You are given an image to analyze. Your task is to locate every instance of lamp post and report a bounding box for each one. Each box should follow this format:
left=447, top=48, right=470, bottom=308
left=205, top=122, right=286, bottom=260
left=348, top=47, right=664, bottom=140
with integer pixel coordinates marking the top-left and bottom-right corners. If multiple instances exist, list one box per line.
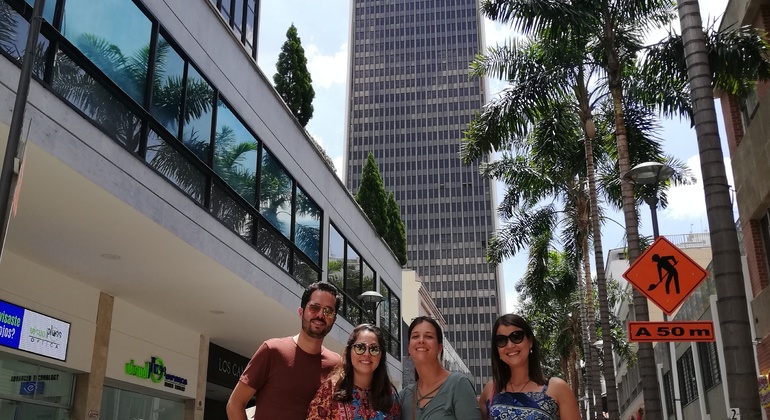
left=358, top=291, right=385, bottom=324
left=623, top=161, right=682, bottom=420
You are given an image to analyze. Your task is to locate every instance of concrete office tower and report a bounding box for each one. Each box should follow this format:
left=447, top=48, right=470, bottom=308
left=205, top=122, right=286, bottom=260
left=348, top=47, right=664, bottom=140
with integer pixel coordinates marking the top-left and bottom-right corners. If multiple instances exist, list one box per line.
left=344, top=0, right=502, bottom=392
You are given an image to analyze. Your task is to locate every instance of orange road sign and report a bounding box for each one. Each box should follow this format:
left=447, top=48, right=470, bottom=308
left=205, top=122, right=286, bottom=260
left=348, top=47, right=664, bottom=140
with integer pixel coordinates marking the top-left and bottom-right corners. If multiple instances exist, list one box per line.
left=628, top=321, right=715, bottom=342
left=622, top=236, right=709, bottom=315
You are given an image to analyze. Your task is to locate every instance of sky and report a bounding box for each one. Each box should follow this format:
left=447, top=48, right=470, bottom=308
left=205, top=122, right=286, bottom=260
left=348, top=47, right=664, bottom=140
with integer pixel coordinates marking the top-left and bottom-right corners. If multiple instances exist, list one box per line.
left=256, top=0, right=733, bottom=313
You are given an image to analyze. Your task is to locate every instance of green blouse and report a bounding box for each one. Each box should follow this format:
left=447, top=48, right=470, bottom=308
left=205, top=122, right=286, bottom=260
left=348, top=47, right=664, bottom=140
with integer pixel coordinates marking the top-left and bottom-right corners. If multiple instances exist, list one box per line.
left=400, top=372, right=481, bottom=420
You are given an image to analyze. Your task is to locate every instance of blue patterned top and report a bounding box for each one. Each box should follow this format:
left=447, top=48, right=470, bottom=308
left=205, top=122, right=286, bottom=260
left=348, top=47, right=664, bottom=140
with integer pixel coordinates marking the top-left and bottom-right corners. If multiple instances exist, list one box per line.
left=486, top=380, right=559, bottom=420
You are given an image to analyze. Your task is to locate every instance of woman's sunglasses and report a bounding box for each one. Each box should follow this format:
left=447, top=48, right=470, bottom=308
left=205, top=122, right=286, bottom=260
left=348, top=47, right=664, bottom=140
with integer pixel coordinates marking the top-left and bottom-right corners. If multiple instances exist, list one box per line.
left=495, top=331, right=527, bottom=348
left=352, top=342, right=382, bottom=356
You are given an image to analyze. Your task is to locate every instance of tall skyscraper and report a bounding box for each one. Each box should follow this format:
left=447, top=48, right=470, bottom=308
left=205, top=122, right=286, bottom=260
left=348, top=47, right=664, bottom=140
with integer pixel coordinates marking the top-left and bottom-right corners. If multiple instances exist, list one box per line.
left=344, top=0, right=502, bottom=392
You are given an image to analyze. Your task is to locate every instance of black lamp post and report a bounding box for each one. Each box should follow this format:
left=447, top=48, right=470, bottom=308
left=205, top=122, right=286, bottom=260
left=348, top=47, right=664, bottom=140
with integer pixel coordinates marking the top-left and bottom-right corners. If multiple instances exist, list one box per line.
left=358, top=291, right=385, bottom=324
left=623, top=161, right=682, bottom=420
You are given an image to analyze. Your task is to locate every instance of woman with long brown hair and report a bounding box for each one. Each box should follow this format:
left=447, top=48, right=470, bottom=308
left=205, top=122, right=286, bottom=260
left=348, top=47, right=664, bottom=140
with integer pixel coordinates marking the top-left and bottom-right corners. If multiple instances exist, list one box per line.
left=307, top=324, right=401, bottom=419
left=479, top=314, right=579, bottom=419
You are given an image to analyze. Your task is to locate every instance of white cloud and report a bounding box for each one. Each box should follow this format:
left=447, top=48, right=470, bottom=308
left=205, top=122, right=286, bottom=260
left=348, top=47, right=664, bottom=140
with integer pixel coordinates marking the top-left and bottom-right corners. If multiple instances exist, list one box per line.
left=645, top=0, right=729, bottom=45
left=663, top=155, right=734, bottom=220
left=332, top=155, right=344, bottom=180
left=483, top=18, right=513, bottom=48
left=305, top=43, right=348, bottom=89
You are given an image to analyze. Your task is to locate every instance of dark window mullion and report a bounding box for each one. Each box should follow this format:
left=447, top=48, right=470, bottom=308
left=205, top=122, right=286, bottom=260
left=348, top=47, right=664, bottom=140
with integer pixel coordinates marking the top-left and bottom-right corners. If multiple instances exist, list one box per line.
left=251, top=0, right=259, bottom=58
left=240, top=0, right=248, bottom=44
left=205, top=90, right=219, bottom=209
left=177, top=60, right=189, bottom=140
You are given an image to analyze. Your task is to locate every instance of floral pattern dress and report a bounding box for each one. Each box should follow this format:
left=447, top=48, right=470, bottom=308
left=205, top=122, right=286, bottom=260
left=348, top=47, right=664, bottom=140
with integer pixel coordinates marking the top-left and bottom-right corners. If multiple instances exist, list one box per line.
left=485, top=381, right=559, bottom=420
left=308, top=379, right=402, bottom=420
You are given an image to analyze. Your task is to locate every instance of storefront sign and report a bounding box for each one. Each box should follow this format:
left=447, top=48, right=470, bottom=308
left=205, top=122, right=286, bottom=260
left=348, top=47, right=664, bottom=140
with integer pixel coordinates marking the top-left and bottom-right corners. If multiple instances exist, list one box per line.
left=125, top=356, right=188, bottom=392
left=0, top=299, right=70, bottom=361
left=207, top=343, right=250, bottom=389
left=759, top=374, right=770, bottom=409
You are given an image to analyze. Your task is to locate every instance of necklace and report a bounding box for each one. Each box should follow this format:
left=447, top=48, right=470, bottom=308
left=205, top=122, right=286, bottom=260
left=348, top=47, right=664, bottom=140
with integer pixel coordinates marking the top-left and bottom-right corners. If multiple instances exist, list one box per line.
left=509, top=379, right=530, bottom=393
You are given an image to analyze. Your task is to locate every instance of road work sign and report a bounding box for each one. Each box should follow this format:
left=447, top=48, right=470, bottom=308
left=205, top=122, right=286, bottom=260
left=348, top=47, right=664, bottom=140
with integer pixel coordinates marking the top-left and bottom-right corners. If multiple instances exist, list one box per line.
left=628, top=321, right=715, bottom=342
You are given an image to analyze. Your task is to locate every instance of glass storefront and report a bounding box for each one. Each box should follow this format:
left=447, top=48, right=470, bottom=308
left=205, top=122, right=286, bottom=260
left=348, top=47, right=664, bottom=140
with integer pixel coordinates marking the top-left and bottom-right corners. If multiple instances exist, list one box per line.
left=0, top=355, right=74, bottom=419
left=100, top=387, right=185, bottom=420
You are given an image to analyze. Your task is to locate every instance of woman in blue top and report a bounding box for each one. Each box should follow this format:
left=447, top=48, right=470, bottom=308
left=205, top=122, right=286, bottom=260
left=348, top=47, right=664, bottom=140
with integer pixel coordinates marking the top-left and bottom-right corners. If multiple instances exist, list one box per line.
left=479, top=314, right=579, bottom=420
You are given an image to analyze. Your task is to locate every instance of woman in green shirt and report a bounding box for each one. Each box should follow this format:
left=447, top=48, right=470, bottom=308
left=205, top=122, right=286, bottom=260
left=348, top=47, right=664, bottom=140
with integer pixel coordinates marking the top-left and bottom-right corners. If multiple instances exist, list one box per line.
left=400, top=316, right=481, bottom=420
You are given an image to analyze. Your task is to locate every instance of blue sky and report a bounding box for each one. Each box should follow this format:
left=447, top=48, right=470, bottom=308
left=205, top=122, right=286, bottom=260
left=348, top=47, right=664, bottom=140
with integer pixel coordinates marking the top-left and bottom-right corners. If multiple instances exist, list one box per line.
left=256, top=1, right=733, bottom=313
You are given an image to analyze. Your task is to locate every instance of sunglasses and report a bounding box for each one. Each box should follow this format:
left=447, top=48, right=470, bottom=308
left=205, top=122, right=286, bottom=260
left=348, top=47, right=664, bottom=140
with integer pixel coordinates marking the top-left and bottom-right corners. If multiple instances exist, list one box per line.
left=305, top=303, right=336, bottom=319
left=495, top=331, right=527, bottom=348
left=352, top=342, right=382, bottom=356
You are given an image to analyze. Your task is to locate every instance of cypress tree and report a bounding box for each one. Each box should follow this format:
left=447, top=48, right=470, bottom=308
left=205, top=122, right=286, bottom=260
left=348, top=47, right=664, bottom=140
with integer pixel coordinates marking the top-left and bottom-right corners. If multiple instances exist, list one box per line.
left=273, top=24, right=314, bottom=127
left=355, top=152, right=389, bottom=237
left=385, top=191, right=408, bottom=266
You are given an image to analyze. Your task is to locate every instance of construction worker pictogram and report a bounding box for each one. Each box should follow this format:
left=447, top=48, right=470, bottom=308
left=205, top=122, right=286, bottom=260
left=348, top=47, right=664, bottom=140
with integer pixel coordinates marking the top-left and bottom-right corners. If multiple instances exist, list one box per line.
left=650, top=254, right=678, bottom=294
left=622, top=236, right=709, bottom=316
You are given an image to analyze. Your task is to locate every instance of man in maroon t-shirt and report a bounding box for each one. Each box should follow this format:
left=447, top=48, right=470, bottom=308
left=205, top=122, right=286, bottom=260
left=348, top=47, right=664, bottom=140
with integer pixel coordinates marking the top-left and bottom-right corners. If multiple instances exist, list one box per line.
left=226, top=282, right=343, bottom=419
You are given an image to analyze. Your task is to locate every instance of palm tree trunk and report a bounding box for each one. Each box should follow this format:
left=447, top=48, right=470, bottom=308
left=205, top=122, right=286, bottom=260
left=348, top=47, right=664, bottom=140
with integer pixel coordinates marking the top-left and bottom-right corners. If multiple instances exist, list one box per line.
left=676, top=1, right=762, bottom=418
left=600, top=1, right=656, bottom=417
left=581, top=236, right=601, bottom=420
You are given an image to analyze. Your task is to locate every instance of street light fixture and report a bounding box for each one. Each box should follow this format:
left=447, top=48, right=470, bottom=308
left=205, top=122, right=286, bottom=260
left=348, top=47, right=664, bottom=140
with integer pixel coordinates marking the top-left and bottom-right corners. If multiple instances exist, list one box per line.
left=623, top=161, right=682, bottom=420
left=358, top=291, right=385, bottom=324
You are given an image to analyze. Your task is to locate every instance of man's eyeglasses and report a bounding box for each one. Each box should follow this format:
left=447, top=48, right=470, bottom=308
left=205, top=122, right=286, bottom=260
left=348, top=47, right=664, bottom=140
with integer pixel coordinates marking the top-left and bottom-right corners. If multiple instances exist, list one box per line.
left=495, top=331, right=527, bottom=348
left=352, top=342, right=382, bottom=356
left=305, top=303, right=336, bottom=318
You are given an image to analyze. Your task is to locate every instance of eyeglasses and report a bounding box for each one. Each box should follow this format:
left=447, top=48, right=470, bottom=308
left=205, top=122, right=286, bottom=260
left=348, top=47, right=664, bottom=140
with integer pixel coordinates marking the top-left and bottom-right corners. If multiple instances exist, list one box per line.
left=495, top=331, right=527, bottom=348
left=305, top=303, right=336, bottom=318
left=352, top=342, right=382, bottom=356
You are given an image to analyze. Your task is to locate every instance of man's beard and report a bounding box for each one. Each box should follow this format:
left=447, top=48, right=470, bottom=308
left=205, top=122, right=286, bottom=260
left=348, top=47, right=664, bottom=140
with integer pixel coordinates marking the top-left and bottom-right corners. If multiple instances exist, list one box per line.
left=302, top=315, right=332, bottom=339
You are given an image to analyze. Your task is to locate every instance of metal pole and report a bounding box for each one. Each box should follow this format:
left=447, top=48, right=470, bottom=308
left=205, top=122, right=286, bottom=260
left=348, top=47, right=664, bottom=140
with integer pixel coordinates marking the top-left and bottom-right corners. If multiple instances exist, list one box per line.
left=646, top=191, right=683, bottom=420
left=0, top=0, right=45, bottom=264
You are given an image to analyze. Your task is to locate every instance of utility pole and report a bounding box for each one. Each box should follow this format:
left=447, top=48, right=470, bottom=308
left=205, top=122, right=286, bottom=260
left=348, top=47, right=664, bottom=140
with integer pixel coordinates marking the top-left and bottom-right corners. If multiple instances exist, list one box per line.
left=0, top=0, right=45, bottom=263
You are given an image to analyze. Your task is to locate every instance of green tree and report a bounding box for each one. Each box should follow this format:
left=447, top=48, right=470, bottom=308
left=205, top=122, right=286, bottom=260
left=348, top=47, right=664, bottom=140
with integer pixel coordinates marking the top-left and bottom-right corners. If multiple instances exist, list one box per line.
left=471, top=1, right=769, bottom=415
left=385, top=191, right=407, bottom=266
left=356, top=152, right=389, bottom=237
left=273, top=24, right=314, bottom=127
left=670, top=2, right=767, bottom=417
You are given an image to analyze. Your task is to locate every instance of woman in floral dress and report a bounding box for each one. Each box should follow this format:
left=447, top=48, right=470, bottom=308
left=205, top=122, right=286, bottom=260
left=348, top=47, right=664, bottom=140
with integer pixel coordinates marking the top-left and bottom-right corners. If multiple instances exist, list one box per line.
left=308, top=324, right=401, bottom=420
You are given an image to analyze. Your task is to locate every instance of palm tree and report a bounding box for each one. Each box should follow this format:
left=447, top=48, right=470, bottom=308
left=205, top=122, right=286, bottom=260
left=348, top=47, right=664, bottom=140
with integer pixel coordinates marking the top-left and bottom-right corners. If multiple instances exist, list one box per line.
left=670, top=2, right=766, bottom=417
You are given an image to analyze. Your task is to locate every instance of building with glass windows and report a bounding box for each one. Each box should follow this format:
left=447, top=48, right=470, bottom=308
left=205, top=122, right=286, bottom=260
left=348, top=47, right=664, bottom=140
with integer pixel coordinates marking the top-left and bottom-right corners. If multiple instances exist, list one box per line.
left=0, top=0, right=401, bottom=419
left=344, top=0, right=502, bottom=392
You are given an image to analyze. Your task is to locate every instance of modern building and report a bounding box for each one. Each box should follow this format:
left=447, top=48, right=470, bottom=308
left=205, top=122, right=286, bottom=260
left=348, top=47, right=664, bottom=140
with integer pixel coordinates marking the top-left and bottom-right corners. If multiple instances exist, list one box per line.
left=0, top=0, right=402, bottom=419
left=718, top=0, right=770, bottom=416
left=344, top=0, right=502, bottom=392
left=400, top=270, right=473, bottom=388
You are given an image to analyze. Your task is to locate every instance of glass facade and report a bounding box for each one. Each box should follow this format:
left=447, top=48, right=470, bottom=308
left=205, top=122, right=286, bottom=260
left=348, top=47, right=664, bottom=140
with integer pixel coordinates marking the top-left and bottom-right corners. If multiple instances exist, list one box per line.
left=101, top=387, right=184, bottom=420
left=0, top=0, right=321, bottom=285
left=0, top=355, right=73, bottom=419
left=208, top=0, right=259, bottom=59
left=346, top=0, right=499, bottom=391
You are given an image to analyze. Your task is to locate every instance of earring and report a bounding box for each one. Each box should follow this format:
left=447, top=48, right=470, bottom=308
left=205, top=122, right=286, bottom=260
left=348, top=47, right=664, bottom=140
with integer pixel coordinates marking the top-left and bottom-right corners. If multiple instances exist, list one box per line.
left=529, top=349, right=533, bottom=354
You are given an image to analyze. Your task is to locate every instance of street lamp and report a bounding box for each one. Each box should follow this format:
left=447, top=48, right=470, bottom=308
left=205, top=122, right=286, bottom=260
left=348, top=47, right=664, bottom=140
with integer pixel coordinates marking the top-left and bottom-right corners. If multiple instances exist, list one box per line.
left=623, top=161, right=682, bottom=420
left=358, top=291, right=385, bottom=324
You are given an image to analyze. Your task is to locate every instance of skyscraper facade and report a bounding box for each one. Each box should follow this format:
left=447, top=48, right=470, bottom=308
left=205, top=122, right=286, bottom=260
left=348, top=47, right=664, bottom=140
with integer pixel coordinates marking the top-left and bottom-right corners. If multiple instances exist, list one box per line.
left=344, top=0, right=502, bottom=392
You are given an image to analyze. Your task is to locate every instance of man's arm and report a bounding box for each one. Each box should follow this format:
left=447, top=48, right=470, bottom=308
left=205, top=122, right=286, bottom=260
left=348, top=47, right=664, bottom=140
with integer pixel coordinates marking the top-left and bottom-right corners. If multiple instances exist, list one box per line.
left=226, top=381, right=256, bottom=420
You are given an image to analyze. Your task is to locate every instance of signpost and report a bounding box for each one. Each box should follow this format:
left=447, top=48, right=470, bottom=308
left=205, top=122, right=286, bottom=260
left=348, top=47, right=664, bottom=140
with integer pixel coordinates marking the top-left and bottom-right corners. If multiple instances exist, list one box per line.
left=622, top=236, right=709, bottom=316
left=622, top=236, right=714, bottom=343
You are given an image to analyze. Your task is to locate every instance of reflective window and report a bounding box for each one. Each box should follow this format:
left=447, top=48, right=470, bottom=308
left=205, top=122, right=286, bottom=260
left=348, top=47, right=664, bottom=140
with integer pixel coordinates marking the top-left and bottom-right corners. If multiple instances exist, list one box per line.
left=151, top=34, right=185, bottom=137
left=245, top=0, right=256, bottom=48
left=23, top=0, right=56, bottom=23
left=379, top=283, right=401, bottom=359
left=295, top=187, right=320, bottom=264
left=214, top=99, right=257, bottom=203
left=0, top=2, right=49, bottom=77
left=212, top=183, right=253, bottom=241
left=145, top=130, right=205, bottom=204
left=181, top=64, right=214, bottom=163
left=0, top=355, right=74, bottom=410
left=52, top=49, right=142, bottom=152
left=259, top=149, right=292, bottom=238
left=293, top=254, right=318, bottom=287
left=233, top=0, right=243, bottom=33
left=61, top=0, right=152, bottom=105
left=345, top=245, right=362, bottom=323
left=256, top=224, right=290, bottom=271
left=101, top=387, right=183, bottom=420
left=328, top=224, right=345, bottom=292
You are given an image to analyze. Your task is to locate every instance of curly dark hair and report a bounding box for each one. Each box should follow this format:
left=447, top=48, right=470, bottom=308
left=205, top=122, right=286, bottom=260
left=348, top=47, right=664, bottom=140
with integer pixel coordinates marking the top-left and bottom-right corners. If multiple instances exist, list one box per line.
left=490, top=314, right=547, bottom=393
left=333, top=324, right=394, bottom=412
